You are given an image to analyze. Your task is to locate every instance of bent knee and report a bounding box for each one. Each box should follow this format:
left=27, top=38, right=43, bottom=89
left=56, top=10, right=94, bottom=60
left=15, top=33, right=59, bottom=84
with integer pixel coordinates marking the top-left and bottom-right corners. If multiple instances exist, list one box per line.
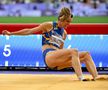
left=84, top=51, right=92, bottom=60
left=66, top=49, right=78, bottom=56
left=85, top=52, right=90, bottom=56
left=71, top=49, right=78, bottom=55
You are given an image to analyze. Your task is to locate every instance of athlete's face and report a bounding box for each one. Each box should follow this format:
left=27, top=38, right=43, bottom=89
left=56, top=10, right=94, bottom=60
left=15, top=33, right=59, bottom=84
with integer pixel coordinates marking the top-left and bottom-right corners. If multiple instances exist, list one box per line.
left=59, top=15, right=72, bottom=28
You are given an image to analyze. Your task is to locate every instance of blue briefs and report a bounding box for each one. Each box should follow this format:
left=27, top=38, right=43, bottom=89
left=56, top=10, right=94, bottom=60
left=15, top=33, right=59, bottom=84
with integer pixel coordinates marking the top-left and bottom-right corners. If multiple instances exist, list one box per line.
left=43, top=48, right=56, bottom=69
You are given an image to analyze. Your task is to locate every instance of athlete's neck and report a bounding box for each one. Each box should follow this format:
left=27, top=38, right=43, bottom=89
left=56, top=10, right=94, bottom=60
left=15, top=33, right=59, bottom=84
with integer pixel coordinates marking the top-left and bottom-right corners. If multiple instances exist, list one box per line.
left=57, top=21, right=62, bottom=28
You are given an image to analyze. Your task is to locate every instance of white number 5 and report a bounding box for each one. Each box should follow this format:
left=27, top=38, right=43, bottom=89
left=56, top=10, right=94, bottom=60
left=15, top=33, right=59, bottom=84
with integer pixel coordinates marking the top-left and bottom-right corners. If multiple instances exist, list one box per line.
left=3, top=45, right=11, bottom=57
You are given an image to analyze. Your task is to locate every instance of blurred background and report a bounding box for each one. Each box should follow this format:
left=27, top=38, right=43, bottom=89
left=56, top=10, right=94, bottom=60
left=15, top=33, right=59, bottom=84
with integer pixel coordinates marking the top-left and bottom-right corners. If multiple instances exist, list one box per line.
left=0, top=0, right=108, bottom=23
left=0, top=0, right=108, bottom=17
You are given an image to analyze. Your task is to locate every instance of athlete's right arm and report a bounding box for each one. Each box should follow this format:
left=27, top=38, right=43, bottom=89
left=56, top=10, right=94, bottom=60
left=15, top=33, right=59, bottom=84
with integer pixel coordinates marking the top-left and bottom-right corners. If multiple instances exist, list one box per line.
left=2, top=22, right=52, bottom=36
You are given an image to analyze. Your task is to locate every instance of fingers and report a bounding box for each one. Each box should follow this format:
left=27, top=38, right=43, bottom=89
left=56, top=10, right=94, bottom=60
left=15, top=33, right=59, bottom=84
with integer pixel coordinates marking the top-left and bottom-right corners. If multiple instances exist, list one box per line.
left=2, top=30, right=10, bottom=36
left=2, top=30, right=6, bottom=35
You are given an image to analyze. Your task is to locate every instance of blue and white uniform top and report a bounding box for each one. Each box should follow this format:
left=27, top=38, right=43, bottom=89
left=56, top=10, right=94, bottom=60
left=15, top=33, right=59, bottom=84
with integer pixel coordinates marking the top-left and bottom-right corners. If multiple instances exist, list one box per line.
left=42, top=22, right=64, bottom=48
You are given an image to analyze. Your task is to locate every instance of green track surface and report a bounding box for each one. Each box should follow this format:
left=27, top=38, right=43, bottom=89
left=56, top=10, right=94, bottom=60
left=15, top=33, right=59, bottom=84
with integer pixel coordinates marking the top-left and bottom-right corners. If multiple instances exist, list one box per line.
left=0, top=16, right=108, bottom=23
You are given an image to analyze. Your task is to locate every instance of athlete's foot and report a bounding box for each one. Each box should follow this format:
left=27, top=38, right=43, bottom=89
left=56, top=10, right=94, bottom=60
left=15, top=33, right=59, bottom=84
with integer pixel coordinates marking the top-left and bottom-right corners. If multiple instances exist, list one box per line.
left=79, top=78, right=91, bottom=81
left=91, top=76, right=108, bottom=81
left=91, top=78, right=96, bottom=81
left=82, top=78, right=91, bottom=81
left=78, top=75, right=91, bottom=81
left=95, top=76, right=108, bottom=81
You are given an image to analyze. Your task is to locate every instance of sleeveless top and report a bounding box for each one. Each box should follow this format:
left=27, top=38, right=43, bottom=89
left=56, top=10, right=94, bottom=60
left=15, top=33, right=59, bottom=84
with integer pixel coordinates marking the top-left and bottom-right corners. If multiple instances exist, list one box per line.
left=42, top=22, right=64, bottom=48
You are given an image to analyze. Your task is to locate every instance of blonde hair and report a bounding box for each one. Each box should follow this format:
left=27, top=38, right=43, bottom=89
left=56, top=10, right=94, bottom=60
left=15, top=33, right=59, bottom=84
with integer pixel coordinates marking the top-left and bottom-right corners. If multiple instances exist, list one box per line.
left=58, top=7, right=73, bottom=21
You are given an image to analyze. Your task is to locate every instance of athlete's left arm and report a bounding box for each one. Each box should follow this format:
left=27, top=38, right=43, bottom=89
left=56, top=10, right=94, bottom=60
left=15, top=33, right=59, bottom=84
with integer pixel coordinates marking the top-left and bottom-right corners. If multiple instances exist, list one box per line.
left=60, top=30, right=67, bottom=49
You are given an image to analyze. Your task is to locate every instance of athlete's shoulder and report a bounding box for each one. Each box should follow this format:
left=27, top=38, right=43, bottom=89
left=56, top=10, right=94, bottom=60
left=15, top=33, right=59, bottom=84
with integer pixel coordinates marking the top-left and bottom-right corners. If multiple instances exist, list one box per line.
left=40, top=22, right=53, bottom=32
left=40, top=22, right=53, bottom=27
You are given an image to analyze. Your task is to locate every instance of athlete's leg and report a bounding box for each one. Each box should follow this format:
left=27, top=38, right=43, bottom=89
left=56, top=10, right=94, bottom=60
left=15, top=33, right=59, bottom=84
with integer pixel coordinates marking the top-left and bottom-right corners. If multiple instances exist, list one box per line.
left=45, top=49, right=84, bottom=80
left=79, top=51, right=98, bottom=79
left=56, top=60, right=72, bottom=70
